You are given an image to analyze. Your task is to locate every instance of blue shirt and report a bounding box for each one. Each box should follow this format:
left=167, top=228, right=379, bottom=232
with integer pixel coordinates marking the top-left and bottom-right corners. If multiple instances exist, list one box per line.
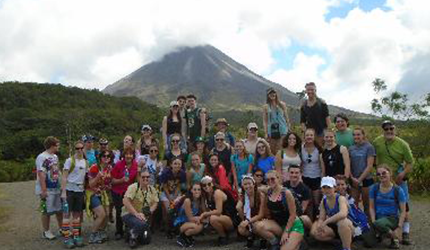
left=369, top=184, right=406, bottom=219
left=231, top=154, right=254, bottom=185
left=254, top=156, right=275, bottom=175
left=86, top=149, right=97, bottom=166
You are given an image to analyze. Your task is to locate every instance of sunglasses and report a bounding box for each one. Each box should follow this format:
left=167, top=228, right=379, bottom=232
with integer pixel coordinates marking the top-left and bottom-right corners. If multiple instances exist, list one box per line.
left=101, top=154, right=110, bottom=158
left=150, top=149, right=158, bottom=153
left=99, top=143, right=108, bottom=146
left=257, top=146, right=266, bottom=149
left=307, top=154, right=312, bottom=163
left=384, top=127, right=395, bottom=131
left=171, top=140, right=180, bottom=143
left=193, top=188, right=201, bottom=191
left=254, top=174, right=263, bottom=177
left=141, top=176, right=150, bottom=179
left=376, top=171, right=388, bottom=177
left=215, top=138, right=224, bottom=141
left=75, top=147, right=84, bottom=150
left=201, top=183, right=213, bottom=188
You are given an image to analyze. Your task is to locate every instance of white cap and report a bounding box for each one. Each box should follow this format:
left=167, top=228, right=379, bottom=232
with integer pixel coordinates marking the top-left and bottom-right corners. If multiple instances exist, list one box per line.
left=320, top=176, right=336, bottom=188
left=170, top=101, right=179, bottom=107
left=247, top=122, right=258, bottom=130
left=201, top=176, right=213, bottom=184
left=141, top=124, right=152, bottom=131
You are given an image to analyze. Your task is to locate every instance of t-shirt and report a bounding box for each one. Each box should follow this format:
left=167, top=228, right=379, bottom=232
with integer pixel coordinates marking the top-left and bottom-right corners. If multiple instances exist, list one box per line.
left=369, top=184, right=406, bottom=219
left=138, top=154, right=159, bottom=186
left=122, top=183, right=159, bottom=216
left=373, top=136, right=414, bottom=174
left=111, top=160, right=138, bottom=195
left=85, top=149, right=97, bottom=166
left=231, top=154, right=254, bottom=185
left=63, top=157, right=88, bottom=192
left=336, top=129, right=354, bottom=148
left=284, top=181, right=311, bottom=204
left=35, top=151, right=60, bottom=195
left=349, top=142, right=375, bottom=179
left=254, top=156, right=276, bottom=175
left=300, top=98, right=329, bottom=135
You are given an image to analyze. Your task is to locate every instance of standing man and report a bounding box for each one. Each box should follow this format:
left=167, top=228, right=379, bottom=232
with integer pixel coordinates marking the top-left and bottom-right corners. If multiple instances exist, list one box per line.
left=373, top=120, right=413, bottom=245
left=300, top=82, right=331, bottom=147
left=35, top=136, right=63, bottom=240
left=185, top=94, right=206, bottom=150
left=177, top=95, right=188, bottom=142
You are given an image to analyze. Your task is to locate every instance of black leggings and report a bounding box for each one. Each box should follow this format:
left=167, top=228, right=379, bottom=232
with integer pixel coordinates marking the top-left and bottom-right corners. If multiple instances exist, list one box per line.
left=112, top=191, right=124, bottom=235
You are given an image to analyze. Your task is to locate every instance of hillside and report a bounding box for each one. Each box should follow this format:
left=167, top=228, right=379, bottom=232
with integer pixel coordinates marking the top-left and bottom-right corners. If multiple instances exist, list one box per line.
left=103, top=45, right=371, bottom=119
left=0, top=82, right=164, bottom=161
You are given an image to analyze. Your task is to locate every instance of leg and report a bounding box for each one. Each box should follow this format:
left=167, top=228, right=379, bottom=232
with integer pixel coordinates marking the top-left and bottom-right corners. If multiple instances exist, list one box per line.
left=281, top=232, right=303, bottom=250
left=181, top=222, right=203, bottom=236
left=111, top=192, right=124, bottom=237
left=361, top=187, right=370, bottom=216
left=310, top=220, right=335, bottom=242
left=41, top=214, right=50, bottom=231
left=254, top=219, right=282, bottom=247
left=209, top=215, right=233, bottom=237
left=92, top=205, right=106, bottom=232
left=337, top=219, right=353, bottom=250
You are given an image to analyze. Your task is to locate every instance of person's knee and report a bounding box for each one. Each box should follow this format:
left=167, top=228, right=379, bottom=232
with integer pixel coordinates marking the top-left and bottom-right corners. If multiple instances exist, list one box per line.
left=209, top=215, right=219, bottom=226
left=336, top=218, right=350, bottom=230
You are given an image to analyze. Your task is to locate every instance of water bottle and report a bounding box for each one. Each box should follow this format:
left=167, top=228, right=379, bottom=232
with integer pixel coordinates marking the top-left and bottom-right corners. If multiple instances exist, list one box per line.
left=40, top=198, right=47, bottom=213
left=63, top=199, right=70, bottom=218
left=52, top=168, right=59, bottom=183
left=125, top=168, right=130, bottom=182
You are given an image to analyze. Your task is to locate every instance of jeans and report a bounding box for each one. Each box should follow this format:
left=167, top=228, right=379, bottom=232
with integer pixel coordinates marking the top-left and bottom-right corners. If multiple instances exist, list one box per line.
left=123, top=213, right=150, bottom=239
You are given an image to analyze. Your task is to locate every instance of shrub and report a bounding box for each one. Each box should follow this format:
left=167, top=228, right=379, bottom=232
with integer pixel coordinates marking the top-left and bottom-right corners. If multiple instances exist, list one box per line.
left=0, top=159, right=35, bottom=182
left=409, top=157, right=430, bottom=193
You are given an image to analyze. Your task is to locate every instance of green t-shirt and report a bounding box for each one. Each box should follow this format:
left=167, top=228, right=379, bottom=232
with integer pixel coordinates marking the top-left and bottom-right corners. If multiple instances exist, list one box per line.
left=335, top=129, right=354, bottom=148
left=373, top=135, right=413, bottom=173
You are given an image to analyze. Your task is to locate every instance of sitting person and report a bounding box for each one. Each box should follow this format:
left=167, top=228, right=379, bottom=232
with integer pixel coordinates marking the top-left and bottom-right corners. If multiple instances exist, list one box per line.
left=122, top=169, right=159, bottom=248
left=310, top=176, right=354, bottom=250
left=199, top=176, right=239, bottom=246
left=175, top=183, right=206, bottom=247
left=236, top=175, right=265, bottom=249
left=254, top=170, right=304, bottom=250
left=369, top=165, right=406, bottom=249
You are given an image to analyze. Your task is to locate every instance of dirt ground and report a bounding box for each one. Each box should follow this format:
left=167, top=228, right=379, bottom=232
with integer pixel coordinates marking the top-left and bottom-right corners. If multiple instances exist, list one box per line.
left=0, top=181, right=428, bottom=250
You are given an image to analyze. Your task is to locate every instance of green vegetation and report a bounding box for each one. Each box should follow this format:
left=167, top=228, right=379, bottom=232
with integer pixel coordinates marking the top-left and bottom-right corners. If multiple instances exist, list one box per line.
left=0, top=82, right=164, bottom=180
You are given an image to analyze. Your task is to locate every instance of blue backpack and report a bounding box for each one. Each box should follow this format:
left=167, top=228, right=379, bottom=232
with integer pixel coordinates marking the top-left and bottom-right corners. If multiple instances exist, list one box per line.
left=348, top=202, right=370, bottom=233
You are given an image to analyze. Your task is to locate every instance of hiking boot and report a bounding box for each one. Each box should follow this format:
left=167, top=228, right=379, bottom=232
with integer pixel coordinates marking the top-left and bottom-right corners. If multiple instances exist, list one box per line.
left=64, top=238, right=75, bottom=249
left=245, top=236, right=254, bottom=249
left=401, top=233, right=412, bottom=245
left=42, top=230, right=56, bottom=240
left=74, top=236, right=84, bottom=247
left=185, top=235, right=194, bottom=247
left=217, top=236, right=228, bottom=246
left=99, top=230, right=108, bottom=242
left=89, top=232, right=103, bottom=244
left=259, top=239, right=268, bottom=250
left=129, top=237, right=138, bottom=249
left=389, top=239, right=400, bottom=249
left=176, top=234, right=188, bottom=248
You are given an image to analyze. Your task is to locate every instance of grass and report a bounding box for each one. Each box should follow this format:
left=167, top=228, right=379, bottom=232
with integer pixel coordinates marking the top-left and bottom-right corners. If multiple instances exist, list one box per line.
left=0, top=188, right=10, bottom=232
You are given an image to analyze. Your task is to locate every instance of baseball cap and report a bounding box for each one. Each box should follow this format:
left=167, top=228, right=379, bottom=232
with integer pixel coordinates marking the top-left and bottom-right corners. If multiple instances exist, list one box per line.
left=170, top=101, right=179, bottom=107
left=247, top=122, right=258, bottom=130
left=82, top=134, right=94, bottom=143
left=215, top=131, right=225, bottom=139
left=381, top=120, right=394, bottom=129
left=99, top=138, right=109, bottom=144
left=194, top=136, right=206, bottom=143
left=201, top=176, right=213, bottom=184
left=215, top=118, right=229, bottom=126
left=141, top=124, right=152, bottom=131
left=321, top=176, right=336, bottom=188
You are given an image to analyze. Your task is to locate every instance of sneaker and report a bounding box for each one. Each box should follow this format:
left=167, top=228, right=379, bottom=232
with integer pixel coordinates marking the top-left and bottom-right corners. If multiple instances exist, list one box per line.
left=245, top=236, right=254, bottom=249
left=401, top=233, right=412, bottom=245
left=259, top=239, right=268, bottom=250
left=389, top=239, right=400, bottom=249
left=176, top=235, right=188, bottom=247
left=99, top=230, right=108, bottom=242
left=42, top=231, right=56, bottom=240
left=115, top=232, right=123, bottom=241
left=89, top=232, right=103, bottom=244
left=64, top=238, right=75, bottom=249
left=185, top=235, right=194, bottom=247
left=129, top=237, right=138, bottom=249
left=217, top=236, right=228, bottom=246
left=74, top=236, right=84, bottom=247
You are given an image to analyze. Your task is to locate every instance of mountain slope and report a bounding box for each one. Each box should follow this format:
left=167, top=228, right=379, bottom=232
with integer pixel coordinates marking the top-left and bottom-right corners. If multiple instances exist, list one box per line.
left=103, top=45, right=370, bottom=118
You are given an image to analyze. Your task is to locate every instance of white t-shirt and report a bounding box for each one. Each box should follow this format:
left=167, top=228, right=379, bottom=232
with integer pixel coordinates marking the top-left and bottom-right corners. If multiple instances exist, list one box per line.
left=35, top=151, right=60, bottom=195
left=281, top=153, right=302, bottom=182
left=64, top=157, right=88, bottom=192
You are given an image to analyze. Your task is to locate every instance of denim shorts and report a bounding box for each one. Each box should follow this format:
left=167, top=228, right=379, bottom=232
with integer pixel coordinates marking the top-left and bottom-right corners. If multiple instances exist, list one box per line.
left=89, top=194, right=103, bottom=210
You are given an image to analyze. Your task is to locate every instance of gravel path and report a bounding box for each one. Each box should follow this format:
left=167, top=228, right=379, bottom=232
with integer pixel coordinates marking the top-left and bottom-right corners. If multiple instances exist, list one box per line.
left=0, top=181, right=428, bottom=250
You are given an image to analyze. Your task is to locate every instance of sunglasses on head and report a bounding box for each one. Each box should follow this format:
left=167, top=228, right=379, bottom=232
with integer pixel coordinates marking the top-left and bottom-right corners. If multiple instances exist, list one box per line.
left=384, top=127, right=395, bottom=131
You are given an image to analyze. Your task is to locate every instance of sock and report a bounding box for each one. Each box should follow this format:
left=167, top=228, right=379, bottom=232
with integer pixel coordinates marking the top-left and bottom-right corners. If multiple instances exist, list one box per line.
left=402, top=222, right=410, bottom=234
left=72, top=221, right=81, bottom=238
left=61, top=220, right=71, bottom=240
left=269, top=237, right=279, bottom=246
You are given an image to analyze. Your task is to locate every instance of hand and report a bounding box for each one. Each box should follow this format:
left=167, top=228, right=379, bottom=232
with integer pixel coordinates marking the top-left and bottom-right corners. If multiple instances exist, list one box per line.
left=138, top=158, right=146, bottom=168
left=395, top=173, right=405, bottom=185
left=135, top=213, right=146, bottom=221
left=351, top=177, right=359, bottom=187
left=61, top=190, right=67, bottom=199
left=240, top=220, right=249, bottom=228
left=191, top=217, right=200, bottom=224
left=40, top=190, right=48, bottom=199
left=123, top=176, right=129, bottom=183
left=280, top=231, right=290, bottom=245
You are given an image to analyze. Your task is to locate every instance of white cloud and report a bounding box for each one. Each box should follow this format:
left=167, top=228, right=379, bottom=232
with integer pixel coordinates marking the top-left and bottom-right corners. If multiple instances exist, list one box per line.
left=0, top=0, right=429, bottom=113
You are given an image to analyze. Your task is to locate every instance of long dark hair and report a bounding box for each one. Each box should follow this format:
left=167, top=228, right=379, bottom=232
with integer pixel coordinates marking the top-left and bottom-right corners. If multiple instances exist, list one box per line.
left=254, top=140, right=272, bottom=165
left=281, top=132, right=302, bottom=152
left=240, top=177, right=261, bottom=214
left=182, top=183, right=206, bottom=215
left=205, top=153, right=221, bottom=187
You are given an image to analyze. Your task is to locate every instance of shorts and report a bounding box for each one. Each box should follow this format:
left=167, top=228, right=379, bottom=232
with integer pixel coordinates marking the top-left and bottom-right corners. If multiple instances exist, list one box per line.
left=327, top=222, right=340, bottom=238
left=283, top=218, right=305, bottom=235
left=42, top=192, right=62, bottom=215
left=66, top=190, right=85, bottom=213
left=89, top=194, right=103, bottom=210
left=373, top=216, right=398, bottom=234
left=362, top=178, right=374, bottom=188
left=303, top=177, right=321, bottom=191
left=160, top=191, right=179, bottom=202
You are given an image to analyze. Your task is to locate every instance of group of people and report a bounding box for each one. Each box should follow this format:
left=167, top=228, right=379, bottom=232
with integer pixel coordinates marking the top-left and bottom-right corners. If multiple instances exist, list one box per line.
left=35, top=83, right=414, bottom=250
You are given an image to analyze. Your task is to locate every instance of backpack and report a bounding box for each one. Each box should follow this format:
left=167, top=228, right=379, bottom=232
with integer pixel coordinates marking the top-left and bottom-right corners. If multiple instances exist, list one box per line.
left=372, top=183, right=401, bottom=208
left=348, top=202, right=370, bottom=234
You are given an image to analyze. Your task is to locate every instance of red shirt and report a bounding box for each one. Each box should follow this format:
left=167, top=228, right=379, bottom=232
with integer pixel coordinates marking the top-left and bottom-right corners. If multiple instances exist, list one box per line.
left=111, top=159, right=138, bottom=195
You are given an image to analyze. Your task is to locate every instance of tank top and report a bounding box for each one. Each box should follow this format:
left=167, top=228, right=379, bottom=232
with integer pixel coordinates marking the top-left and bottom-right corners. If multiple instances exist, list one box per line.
left=267, top=105, right=288, bottom=136
left=167, top=117, right=182, bottom=135
left=174, top=200, right=200, bottom=227
left=281, top=151, right=301, bottom=182
left=206, top=190, right=236, bottom=217
left=322, top=144, right=345, bottom=177
left=301, top=145, right=322, bottom=178
left=267, top=188, right=290, bottom=226
left=323, top=194, right=341, bottom=217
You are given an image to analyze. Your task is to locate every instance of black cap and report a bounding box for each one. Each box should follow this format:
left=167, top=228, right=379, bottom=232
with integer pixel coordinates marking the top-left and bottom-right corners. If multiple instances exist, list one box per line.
left=381, top=120, right=394, bottom=128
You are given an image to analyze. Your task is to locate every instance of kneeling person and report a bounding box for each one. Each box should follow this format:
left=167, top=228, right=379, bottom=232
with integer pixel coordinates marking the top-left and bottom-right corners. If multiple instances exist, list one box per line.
left=122, top=169, right=159, bottom=248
